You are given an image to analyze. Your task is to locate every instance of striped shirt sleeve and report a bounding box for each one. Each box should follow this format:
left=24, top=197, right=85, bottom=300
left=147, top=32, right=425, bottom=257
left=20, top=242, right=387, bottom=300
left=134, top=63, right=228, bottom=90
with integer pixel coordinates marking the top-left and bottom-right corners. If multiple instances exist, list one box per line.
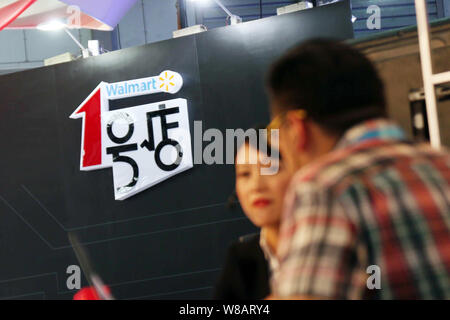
left=274, top=182, right=361, bottom=299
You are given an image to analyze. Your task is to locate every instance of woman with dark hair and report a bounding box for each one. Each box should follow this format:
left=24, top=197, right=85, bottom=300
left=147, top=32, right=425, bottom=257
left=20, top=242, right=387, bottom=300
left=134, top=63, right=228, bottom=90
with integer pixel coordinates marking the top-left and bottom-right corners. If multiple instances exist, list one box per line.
left=214, top=127, right=292, bottom=300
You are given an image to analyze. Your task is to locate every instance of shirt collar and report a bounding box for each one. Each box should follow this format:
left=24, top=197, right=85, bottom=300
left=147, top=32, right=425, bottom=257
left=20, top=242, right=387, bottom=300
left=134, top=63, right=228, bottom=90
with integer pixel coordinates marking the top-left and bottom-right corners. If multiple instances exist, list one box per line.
left=335, top=118, right=407, bottom=150
left=259, top=230, right=280, bottom=270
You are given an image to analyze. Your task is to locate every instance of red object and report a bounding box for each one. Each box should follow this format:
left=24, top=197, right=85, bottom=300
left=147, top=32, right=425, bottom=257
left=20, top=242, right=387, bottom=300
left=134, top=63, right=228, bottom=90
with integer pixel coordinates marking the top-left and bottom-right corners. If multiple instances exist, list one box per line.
left=71, top=88, right=103, bottom=169
left=0, top=0, right=36, bottom=31
left=252, top=198, right=272, bottom=208
left=73, top=286, right=111, bottom=300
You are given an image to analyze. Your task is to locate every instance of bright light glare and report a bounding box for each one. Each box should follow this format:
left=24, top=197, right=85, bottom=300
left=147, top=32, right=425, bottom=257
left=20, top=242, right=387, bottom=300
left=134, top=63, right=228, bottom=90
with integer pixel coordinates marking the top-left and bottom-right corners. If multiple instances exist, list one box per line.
left=37, top=20, right=67, bottom=31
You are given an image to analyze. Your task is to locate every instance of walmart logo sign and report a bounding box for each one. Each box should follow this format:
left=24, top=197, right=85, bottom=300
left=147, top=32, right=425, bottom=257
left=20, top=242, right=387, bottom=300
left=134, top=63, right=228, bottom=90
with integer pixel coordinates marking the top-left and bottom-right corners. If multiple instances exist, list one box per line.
left=105, top=71, right=183, bottom=99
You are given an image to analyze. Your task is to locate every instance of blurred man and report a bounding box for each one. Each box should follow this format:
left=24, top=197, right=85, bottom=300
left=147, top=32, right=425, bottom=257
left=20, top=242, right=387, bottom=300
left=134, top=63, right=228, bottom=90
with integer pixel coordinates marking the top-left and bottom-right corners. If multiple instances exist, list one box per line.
left=267, top=39, right=450, bottom=299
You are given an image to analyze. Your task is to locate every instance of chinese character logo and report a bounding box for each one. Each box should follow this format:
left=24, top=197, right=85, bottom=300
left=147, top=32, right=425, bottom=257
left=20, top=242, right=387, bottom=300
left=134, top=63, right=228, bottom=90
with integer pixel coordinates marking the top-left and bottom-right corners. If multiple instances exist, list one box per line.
left=70, top=71, right=193, bottom=200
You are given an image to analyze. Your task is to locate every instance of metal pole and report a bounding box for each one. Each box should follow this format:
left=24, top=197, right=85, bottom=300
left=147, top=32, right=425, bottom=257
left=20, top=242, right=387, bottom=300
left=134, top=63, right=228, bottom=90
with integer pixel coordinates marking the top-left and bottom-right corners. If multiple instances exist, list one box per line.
left=212, top=0, right=233, bottom=17
left=64, top=28, right=87, bottom=51
left=414, top=0, right=441, bottom=149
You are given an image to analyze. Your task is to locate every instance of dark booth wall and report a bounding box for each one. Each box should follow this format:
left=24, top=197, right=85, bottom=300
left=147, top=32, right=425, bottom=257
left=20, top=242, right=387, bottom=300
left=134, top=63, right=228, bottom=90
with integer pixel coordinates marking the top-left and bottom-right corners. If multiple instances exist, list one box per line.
left=0, top=1, right=353, bottom=300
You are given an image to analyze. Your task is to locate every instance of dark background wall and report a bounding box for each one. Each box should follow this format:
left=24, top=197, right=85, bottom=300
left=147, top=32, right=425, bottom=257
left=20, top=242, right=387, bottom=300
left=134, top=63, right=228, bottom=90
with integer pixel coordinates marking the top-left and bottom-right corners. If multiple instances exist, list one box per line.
left=0, top=1, right=353, bottom=300
left=195, top=0, right=445, bottom=38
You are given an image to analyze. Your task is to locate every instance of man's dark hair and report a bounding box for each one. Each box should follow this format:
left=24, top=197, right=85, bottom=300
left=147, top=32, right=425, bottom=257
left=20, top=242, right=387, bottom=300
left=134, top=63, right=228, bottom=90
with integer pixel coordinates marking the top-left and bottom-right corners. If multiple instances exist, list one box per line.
left=267, top=39, right=386, bottom=135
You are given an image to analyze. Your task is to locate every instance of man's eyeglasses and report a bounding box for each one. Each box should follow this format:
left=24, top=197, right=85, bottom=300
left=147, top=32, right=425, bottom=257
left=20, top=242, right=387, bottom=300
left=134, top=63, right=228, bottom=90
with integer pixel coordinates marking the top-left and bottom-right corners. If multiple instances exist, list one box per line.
left=266, top=109, right=307, bottom=132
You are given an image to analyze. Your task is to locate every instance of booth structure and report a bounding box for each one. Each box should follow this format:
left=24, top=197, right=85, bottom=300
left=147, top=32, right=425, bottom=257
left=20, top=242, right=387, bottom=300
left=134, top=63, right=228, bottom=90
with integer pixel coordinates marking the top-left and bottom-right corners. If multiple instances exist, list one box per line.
left=3, top=0, right=449, bottom=300
left=0, top=1, right=354, bottom=300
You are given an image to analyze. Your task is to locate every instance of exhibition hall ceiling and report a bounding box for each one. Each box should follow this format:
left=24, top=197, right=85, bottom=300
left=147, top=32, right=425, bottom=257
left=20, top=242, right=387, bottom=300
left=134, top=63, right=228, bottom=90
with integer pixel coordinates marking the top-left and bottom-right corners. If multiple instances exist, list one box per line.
left=0, top=0, right=138, bottom=31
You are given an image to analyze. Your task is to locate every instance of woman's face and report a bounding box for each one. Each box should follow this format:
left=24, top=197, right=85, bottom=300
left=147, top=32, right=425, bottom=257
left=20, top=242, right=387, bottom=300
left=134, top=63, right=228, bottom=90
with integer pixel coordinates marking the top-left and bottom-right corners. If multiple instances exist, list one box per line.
left=235, top=143, right=292, bottom=228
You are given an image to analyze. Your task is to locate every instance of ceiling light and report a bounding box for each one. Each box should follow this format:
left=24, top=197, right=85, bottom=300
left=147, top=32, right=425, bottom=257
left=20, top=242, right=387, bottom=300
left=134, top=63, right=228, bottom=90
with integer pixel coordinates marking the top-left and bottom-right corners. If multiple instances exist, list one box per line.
left=36, top=19, right=67, bottom=31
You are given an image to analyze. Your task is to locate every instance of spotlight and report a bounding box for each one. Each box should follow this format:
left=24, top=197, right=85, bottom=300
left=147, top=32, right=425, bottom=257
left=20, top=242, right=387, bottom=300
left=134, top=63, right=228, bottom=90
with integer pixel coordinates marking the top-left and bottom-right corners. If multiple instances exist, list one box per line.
left=36, top=19, right=67, bottom=31
left=37, top=19, right=90, bottom=58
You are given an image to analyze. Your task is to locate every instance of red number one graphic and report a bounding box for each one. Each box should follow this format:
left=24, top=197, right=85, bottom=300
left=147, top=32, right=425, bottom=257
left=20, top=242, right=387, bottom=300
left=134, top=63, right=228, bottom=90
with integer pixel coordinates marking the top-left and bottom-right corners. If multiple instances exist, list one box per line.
left=70, top=86, right=103, bottom=169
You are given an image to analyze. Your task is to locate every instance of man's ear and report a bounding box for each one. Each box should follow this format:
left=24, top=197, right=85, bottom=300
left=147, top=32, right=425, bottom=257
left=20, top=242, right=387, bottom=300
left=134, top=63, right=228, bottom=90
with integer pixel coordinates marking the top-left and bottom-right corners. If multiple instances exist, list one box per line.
left=286, top=112, right=307, bottom=152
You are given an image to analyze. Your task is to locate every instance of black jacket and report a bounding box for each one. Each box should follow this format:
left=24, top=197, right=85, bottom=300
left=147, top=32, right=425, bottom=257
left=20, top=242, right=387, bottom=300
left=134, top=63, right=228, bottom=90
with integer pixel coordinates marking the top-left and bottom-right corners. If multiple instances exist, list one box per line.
left=214, top=233, right=271, bottom=300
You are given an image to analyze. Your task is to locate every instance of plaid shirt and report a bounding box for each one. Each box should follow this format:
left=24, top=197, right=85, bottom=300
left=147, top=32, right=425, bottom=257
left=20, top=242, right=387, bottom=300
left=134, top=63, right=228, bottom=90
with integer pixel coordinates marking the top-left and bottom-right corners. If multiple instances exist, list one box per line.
left=273, top=119, right=450, bottom=299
